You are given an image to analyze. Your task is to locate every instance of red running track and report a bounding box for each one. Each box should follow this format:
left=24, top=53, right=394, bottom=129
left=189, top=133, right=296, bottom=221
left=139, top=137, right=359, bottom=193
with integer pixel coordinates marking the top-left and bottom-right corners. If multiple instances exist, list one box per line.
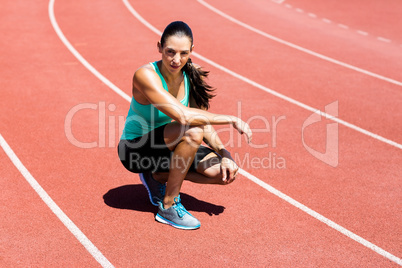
left=1, top=0, right=401, bottom=266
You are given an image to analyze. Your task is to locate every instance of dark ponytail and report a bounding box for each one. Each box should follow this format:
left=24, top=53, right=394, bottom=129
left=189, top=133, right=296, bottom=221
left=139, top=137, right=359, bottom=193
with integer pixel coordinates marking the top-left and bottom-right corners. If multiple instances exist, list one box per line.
left=161, top=21, right=215, bottom=110
left=183, top=58, right=215, bottom=110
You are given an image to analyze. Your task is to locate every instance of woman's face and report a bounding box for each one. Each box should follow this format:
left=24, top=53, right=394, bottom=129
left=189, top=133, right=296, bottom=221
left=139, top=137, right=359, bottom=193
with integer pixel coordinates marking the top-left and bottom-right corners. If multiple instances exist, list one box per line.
left=159, top=35, right=193, bottom=74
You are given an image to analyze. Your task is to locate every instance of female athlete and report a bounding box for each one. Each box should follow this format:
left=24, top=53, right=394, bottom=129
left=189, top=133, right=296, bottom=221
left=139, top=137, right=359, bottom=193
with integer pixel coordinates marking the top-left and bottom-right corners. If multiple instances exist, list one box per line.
left=118, top=21, right=252, bottom=230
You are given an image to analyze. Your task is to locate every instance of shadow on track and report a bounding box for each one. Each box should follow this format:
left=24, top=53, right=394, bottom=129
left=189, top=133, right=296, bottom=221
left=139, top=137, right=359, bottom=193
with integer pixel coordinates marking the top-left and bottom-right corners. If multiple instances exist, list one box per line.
left=103, top=184, right=225, bottom=216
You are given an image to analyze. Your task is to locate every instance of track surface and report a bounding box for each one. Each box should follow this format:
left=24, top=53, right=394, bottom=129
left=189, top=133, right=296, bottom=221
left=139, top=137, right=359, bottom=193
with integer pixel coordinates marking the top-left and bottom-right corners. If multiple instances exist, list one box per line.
left=1, top=0, right=401, bottom=266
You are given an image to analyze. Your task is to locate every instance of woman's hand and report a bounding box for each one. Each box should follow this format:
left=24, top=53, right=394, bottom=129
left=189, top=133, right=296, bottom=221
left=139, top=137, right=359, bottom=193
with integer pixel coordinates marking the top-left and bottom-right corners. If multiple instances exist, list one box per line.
left=232, top=117, right=252, bottom=144
left=220, top=152, right=239, bottom=184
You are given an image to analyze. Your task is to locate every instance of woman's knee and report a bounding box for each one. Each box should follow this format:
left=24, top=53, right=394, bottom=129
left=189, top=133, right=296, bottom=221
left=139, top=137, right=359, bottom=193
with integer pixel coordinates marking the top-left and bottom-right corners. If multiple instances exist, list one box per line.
left=183, top=126, right=204, bottom=146
left=164, top=123, right=204, bottom=150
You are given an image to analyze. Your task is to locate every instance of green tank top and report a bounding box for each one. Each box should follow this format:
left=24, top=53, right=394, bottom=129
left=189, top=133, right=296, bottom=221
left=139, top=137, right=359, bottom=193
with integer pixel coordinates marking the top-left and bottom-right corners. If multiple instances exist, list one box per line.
left=121, top=61, right=190, bottom=140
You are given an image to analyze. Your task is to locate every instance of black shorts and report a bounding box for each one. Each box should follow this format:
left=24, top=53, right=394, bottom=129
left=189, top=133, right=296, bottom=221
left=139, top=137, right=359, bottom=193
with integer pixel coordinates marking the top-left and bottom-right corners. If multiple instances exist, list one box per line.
left=118, top=124, right=216, bottom=173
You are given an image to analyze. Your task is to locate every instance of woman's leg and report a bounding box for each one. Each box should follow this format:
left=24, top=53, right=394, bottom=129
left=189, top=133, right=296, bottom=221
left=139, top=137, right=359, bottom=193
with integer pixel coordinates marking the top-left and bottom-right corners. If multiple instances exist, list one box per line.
left=153, top=152, right=229, bottom=185
left=161, top=122, right=205, bottom=208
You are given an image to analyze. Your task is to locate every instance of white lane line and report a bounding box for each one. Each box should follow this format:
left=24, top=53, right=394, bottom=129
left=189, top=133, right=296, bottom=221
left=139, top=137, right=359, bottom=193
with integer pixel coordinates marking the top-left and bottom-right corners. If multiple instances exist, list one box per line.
left=48, top=0, right=130, bottom=103
left=308, top=13, right=317, bottom=18
left=280, top=1, right=395, bottom=46
left=0, top=134, right=114, bottom=268
left=338, top=24, right=349, bottom=29
left=197, top=0, right=402, bottom=87
left=240, top=169, right=402, bottom=265
left=322, top=18, right=332, bottom=24
left=271, top=0, right=285, bottom=4
left=51, top=0, right=400, bottom=264
left=280, top=2, right=395, bottom=48
left=48, top=1, right=117, bottom=267
left=377, top=37, right=391, bottom=43
left=357, top=30, right=369, bottom=36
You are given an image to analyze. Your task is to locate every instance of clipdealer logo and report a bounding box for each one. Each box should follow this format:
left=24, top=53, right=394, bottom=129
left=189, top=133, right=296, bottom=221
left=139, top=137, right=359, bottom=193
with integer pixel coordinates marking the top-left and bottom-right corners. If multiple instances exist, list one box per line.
left=64, top=100, right=339, bottom=168
left=301, top=101, right=339, bottom=167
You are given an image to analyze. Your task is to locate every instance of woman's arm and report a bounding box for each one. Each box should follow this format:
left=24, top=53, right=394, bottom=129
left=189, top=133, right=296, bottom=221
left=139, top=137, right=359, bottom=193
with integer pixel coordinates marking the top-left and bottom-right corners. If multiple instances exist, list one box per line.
left=203, top=123, right=239, bottom=183
left=190, top=97, right=240, bottom=183
left=133, top=67, right=252, bottom=143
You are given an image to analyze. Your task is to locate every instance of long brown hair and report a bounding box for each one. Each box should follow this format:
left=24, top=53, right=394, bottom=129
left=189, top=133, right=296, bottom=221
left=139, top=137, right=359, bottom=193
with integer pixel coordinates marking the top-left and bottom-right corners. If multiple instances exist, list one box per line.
left=161, top=21, right=215, bottom=110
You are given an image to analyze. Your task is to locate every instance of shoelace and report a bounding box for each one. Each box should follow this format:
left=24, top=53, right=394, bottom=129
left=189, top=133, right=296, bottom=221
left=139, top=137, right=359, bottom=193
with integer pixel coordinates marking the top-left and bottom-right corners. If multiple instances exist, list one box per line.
left=173, top=197, right=188, bottom=218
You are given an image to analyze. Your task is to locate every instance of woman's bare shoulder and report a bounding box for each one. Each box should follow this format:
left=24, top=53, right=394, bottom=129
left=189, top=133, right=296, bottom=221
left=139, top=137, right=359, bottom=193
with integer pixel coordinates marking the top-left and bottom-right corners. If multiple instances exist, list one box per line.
left=132, top=63, right=158, bottom=83
left=134, top=63, right=154, bottom=76
left=131, top=62, right=164, bottom=98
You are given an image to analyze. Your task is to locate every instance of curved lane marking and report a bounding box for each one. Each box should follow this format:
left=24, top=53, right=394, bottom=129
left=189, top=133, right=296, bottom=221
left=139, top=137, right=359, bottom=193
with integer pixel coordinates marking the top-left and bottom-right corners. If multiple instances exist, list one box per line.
left=0, top=134, right=114, bottom=268
left=48, top=0, right=131, bottom=103
left=197, top=0, right=402, bottom=87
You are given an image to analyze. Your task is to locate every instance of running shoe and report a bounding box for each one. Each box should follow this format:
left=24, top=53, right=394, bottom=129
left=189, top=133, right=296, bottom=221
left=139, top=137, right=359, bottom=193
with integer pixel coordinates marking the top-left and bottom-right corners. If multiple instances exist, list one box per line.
left=139, top=172, right=166, bottom=206
left=155, top=195, right=201, bottom=230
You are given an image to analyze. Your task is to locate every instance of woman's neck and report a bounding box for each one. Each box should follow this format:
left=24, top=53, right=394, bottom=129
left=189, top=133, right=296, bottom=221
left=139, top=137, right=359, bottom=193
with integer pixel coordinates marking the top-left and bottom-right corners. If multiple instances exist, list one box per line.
left=158, top=61, right=183, bottom=83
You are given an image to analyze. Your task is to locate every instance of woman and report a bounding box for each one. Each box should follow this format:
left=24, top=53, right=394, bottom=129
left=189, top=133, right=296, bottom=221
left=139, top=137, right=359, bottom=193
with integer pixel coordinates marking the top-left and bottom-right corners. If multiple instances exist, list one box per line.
left=118, top=21, right=252, bottom=230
